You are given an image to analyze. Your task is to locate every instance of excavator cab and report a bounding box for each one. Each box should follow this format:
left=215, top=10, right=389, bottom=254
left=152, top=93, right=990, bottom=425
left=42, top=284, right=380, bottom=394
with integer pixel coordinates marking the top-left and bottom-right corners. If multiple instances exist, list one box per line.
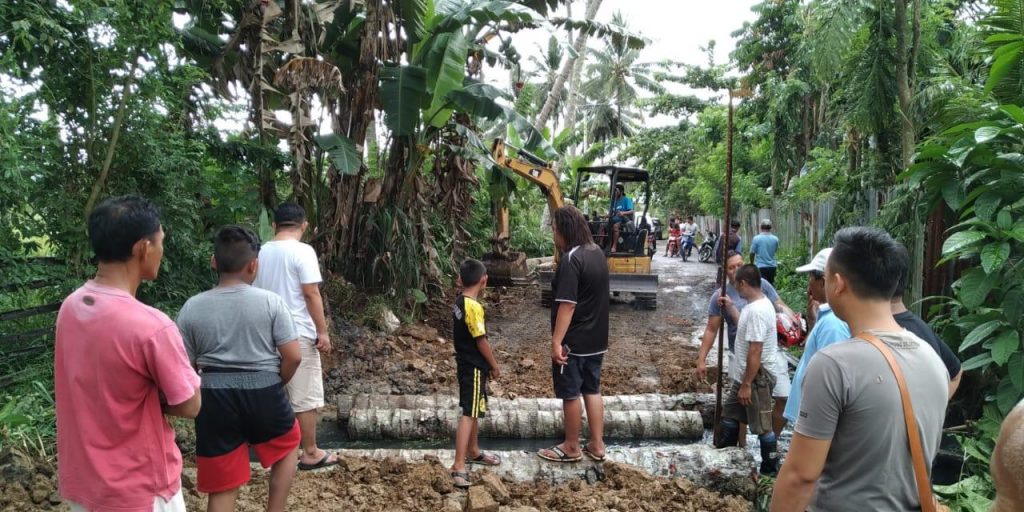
left=573, top=166, right=653, bottom=258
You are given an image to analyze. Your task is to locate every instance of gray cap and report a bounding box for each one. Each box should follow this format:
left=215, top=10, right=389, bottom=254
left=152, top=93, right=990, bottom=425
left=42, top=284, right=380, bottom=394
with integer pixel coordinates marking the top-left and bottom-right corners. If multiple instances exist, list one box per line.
left=796, top=248, right=832, bottom=274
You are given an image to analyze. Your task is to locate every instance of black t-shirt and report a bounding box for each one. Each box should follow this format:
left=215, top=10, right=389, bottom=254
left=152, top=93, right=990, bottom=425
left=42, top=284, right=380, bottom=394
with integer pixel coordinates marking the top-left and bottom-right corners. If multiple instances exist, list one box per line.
left=894, top=310, right=962, bottom=378
left=550, top=243, right=610, bottom=355
left=452, top=295, right=490, bottom=370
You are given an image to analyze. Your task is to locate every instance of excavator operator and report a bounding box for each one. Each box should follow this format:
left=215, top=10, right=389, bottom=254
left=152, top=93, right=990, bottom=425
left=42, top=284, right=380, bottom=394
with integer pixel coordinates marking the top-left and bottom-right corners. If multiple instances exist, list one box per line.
left=604, top=184, right=634, bottom=252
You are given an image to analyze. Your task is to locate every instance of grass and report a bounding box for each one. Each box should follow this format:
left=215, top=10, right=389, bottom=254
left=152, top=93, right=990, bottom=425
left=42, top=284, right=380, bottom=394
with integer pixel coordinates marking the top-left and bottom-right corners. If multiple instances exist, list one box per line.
left=0, top=371, right=56, bottom=460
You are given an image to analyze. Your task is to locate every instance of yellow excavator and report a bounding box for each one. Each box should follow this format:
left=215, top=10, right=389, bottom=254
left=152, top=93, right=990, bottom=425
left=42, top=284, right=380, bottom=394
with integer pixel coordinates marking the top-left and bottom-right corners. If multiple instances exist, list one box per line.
left=482, top=139, right=659, bottom=309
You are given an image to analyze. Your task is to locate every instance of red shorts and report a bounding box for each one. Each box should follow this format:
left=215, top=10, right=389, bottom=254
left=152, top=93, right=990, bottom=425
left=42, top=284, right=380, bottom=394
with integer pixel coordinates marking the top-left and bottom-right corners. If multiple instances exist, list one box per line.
left=195, top=373, right=301, bottom=494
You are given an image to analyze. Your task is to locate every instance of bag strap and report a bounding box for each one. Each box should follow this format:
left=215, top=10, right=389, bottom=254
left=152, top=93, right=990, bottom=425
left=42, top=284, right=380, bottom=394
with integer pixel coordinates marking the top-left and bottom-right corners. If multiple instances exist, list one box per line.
left=857, top=332, right=937, bottom=512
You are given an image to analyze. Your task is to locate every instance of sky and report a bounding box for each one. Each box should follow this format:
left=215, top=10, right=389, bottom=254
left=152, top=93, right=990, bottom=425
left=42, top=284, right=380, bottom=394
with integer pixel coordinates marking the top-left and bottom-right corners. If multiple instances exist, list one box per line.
left=497, top=0, right=761, bottom=126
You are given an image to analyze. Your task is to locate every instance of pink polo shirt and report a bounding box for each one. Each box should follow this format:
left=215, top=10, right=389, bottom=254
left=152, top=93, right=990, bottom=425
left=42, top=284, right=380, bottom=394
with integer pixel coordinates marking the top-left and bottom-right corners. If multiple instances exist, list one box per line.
left=55, top=281, right=200, bottom=512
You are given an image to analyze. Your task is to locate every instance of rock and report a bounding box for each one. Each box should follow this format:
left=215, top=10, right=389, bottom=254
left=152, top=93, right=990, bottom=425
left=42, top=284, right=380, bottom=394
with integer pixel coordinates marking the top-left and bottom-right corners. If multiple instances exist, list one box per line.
left=478, top=473, right=510, bottom=504
left=408, top=359, right=430, bottom=372
left=499, top=508, right=539, bottom=512
left=181, top=469, right=196, bottom=490
left=0, top=451, right=35, bottom=486
left=445, top=496, right=464, bottom=512
left=31, top=476, right=51, bottom=504
left=520, top=358, right=535, bottom=370
left=48, top=491, right=62, bottom=505
left=380, top=309, right=401, bottom=334
left=401, top=324, right=439, bottom=341
left=464, top=486, right=499, bottom=512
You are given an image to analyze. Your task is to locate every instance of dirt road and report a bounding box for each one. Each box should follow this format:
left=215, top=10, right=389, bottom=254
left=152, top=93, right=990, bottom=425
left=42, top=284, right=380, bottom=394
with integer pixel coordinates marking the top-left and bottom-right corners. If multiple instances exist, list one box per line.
left=322, top=254, right=721, bottom=401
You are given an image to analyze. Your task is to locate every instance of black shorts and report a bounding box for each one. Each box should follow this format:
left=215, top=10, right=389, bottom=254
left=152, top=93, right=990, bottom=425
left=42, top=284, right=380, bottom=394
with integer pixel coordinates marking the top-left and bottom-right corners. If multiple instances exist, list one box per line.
left=457, top=364, right=489, bottom=418
left=552, top=353, right=604, bottom=400
left=195, top=370, right=300, bottom=493
left=759, top=266, right=777, bottom=285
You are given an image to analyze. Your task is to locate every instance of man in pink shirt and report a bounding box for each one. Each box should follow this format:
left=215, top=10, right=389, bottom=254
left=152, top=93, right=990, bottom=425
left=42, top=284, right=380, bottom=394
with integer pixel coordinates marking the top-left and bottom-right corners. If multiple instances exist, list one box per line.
left=55, top=195, right=201, bottom=512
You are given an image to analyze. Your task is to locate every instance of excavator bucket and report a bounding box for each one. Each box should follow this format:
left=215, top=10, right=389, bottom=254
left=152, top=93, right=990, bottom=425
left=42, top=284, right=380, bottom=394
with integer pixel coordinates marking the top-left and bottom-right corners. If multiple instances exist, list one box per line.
left=482, top=251, right=529, bottom=287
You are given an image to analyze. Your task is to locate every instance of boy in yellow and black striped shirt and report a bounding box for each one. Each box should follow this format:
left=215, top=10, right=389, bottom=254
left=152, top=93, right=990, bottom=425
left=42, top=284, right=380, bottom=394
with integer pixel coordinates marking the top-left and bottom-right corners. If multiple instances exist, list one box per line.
left=450, top=259, right=502, bottom=488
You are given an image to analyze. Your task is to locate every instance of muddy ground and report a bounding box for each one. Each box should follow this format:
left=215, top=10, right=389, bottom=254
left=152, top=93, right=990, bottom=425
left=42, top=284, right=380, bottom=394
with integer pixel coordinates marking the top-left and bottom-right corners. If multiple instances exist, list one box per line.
left=180, top=456, right=752, bottom=512
left=322, top=255, right=721, bottom=402
left=0, top=257, right=747, bottom=511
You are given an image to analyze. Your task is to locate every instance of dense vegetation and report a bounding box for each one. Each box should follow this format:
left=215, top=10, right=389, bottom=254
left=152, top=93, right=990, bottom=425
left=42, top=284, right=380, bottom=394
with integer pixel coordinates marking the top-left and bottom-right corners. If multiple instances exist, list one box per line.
left=1, top=0, right=1021, bottom=509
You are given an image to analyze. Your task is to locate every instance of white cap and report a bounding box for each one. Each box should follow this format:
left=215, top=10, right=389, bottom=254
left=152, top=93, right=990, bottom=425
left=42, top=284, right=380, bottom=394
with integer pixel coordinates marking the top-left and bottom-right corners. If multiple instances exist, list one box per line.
left=796, top=248, right=832, bottom=274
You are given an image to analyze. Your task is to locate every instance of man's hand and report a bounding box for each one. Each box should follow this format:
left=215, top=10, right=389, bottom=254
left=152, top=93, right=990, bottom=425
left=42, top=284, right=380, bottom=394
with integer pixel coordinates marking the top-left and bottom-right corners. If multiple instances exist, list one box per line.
left=738, top=383, right=752, bottom=406
left=315, top=332, right=332, bottom=353
left=490, top=365, right=502, bottom=381
left=696, top=359, right=708, bottom=381
left=719, top=295, right=734, bottom=309
left=552, top=344, right=568, bottom=365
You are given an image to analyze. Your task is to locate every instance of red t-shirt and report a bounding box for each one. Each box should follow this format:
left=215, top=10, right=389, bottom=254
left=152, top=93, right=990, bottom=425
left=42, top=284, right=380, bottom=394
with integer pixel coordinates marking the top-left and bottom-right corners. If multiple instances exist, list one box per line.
left=55, top=281, right=200, bottom=511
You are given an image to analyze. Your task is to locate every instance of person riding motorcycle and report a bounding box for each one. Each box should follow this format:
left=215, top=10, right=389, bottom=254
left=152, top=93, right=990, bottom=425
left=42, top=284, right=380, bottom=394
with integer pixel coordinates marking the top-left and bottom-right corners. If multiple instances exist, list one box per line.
left=679, top=216, right=699, bottom=259
left=665, top=218, right=681, bottom=257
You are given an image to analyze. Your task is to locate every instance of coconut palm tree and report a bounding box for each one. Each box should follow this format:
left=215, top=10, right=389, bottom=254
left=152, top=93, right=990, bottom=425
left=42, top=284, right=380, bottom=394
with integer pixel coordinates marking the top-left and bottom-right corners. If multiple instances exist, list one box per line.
left=579, top=11, right=662, bottom=142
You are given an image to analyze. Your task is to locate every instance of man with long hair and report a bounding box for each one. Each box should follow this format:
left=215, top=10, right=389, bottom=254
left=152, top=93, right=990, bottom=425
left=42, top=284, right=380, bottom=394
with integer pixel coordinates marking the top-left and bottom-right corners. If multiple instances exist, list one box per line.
left=538, top=206, right=611, bottom=463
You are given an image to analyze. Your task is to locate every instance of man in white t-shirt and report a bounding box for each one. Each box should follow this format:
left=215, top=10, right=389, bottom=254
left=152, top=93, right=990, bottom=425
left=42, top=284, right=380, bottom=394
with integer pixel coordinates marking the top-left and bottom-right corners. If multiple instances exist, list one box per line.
left=680, top=216, right=699, bottom=258
left=715, top=263, right=783, bottom=475
left=254, top=203, right=337, bottom=470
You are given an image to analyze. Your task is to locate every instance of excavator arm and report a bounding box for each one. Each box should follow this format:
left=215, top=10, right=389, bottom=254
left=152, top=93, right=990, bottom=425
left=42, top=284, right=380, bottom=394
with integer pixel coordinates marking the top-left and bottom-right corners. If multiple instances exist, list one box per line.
left=490, top=138, right=564, bottom=253
left=483, top=139, right=564, bottom=284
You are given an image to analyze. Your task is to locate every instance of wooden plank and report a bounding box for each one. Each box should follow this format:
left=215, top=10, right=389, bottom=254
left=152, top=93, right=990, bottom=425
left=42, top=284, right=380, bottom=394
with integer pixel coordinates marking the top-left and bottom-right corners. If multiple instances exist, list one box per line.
left=0, top=279, right=60, bottom=292
left=0, top=368, right=36, bottom=388
left=0, top=302, right=61, bottom=322
left=1, top=327, right=54, bottom=344
left=0, top=343, right=52, bottom=358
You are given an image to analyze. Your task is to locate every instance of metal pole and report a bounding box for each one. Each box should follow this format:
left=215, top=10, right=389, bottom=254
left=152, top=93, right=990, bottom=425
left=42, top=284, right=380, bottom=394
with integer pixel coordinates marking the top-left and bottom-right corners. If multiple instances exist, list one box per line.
left=713, top=90, right=735, bottom=446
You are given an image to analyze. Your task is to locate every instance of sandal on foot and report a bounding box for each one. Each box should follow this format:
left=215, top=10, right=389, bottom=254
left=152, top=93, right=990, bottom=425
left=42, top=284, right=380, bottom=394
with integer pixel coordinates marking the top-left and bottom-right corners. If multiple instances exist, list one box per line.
left=451, top=471, right=471, bottom=489
left=466, top=452, right=502, bottom=466
left=537, top=445, right=582, bottom=463
left=582, top=444, right=606, bottom=462
left=297, top=451, right=339, bottom=471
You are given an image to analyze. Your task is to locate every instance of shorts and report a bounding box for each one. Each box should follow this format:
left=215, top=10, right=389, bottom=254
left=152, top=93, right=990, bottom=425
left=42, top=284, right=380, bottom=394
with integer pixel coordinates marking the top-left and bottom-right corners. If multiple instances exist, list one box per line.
left=758, top=266, right=777, bottom=285
left=552, top=353, right=604, bottom=400
left=723, top=368, right=777, bottom=435
left=69, top=489, right=185, bottom=512
left=285, top=337, right=325, bottom=412
left=457, top=364, right=489, bottom=418
left=773, top=351, right=791, bottom=398
left=195, top=370, right=302, bottom=494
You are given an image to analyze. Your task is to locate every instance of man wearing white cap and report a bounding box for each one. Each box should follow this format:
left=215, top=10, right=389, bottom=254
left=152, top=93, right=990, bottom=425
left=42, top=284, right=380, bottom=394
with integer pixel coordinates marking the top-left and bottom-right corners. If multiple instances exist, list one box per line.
left=782, top=248, right=851, bottom=424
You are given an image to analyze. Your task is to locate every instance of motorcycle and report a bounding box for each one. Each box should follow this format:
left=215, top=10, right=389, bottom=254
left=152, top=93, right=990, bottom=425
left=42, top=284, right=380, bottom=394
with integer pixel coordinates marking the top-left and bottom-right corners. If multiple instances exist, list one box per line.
left=666, top=234, right=681, bottom=257
left=680, top=233, right=696, bottom=261
left=698, top=232, right=719, bottom=263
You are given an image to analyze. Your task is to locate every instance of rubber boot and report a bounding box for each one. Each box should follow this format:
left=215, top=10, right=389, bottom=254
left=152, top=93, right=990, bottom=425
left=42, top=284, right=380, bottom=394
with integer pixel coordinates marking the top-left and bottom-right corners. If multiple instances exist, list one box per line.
left=759, top=436, right=779, bottom=475
left=715, top=419, right=740, bottom=448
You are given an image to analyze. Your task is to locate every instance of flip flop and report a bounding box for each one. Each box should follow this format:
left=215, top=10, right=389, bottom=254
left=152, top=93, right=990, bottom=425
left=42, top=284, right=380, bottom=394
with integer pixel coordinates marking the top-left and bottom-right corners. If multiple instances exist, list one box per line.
left=466, top=452, right=502, bottom=466
left=297, top=451, right=339, bottom=471
left=451, top=471, right=471, bottom=489
left=582, top=444, right=606, bottom=462
left=537, top=445, right=582, bottom=463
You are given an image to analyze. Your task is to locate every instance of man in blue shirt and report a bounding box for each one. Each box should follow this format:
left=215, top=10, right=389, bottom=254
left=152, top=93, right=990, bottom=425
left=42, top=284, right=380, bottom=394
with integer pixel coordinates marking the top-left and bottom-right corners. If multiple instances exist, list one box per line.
left=750, top=219, right=780, bottom=285
left=782, top=248, right=851, bottom=424
left=607, top=184, right=634, bottom=253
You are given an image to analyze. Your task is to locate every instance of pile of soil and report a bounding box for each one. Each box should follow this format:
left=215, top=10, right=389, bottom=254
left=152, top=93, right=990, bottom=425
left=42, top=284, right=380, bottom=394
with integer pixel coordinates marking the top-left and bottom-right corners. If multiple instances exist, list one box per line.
left=0, top=450, right=61, bottom=510
left=322, top=285, right=710, bottom=402
left=181, top=456, right=752, bottom=511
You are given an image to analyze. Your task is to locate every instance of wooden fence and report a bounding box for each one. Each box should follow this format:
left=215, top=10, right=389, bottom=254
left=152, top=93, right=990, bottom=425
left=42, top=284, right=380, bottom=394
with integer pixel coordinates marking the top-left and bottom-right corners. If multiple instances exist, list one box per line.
left=0, top=258, right=68, bottom=388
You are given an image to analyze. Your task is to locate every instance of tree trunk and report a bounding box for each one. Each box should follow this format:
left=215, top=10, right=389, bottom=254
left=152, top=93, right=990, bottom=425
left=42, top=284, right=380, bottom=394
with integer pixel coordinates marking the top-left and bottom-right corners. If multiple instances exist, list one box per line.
left=338, top=393, right=717, bottom=426
left=533, top=0, right=602, bottom=134
left=83, top=59, right=139, bottom=220
left=894, top=0, right=914, bottom=171
left=347, top=409, right=704, bottom=440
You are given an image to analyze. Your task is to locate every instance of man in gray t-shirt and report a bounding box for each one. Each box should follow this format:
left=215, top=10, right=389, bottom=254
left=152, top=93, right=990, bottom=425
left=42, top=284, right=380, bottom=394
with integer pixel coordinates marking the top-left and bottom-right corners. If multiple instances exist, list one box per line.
left=178, top=284, right=298, bottom=372
left=771, top=227, right=949, bottom=512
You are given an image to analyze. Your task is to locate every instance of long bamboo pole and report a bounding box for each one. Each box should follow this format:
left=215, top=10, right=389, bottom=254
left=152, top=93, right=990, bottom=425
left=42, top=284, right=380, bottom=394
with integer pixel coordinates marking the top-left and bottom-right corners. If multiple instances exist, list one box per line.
left=713, top=91, right=736, bottom=446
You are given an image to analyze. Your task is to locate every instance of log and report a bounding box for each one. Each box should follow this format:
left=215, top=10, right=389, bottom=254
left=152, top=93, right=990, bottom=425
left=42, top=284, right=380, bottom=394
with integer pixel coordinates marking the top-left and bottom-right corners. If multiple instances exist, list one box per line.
left=346, top=409, right=704, bottom=440
left=337, top=393, right=717, bottom=427
left=276, top=446, right=756, bottom=498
